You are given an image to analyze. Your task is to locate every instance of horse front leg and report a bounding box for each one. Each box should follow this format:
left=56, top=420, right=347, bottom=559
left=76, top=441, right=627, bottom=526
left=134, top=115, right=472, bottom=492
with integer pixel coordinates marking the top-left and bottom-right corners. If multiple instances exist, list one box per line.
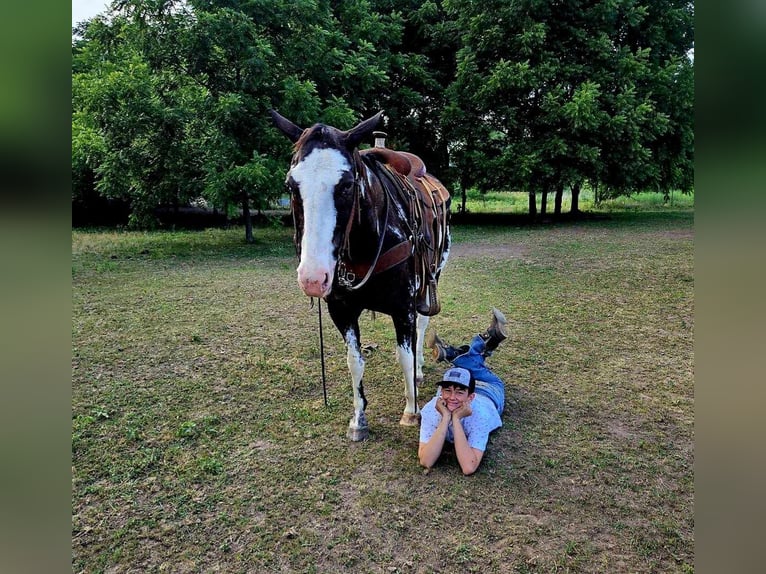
left=394, top=314, right=420, bottom=427
left=342, top=325, right=369, bottom=441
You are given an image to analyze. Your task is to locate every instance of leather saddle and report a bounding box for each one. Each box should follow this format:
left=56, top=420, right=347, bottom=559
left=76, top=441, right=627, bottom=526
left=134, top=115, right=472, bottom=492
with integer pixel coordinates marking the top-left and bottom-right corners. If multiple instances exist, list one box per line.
left=360, top=148, right=451, bottom=315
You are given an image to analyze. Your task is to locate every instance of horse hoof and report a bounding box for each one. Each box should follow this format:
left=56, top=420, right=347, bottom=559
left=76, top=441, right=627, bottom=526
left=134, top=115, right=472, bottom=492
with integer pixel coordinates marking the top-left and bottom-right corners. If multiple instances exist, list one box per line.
left=347, top=426, right=369, bottom=441
left=399, top=413, right=421, bottom=427
left=415, top=375, right=424, bottom=385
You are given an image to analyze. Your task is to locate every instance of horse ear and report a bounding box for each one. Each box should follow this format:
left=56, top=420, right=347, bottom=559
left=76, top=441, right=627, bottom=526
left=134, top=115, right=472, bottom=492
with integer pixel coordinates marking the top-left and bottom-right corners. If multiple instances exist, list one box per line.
left=343, top=111, right=384, bottom=149
left=270, top=109, right=304, bottom=143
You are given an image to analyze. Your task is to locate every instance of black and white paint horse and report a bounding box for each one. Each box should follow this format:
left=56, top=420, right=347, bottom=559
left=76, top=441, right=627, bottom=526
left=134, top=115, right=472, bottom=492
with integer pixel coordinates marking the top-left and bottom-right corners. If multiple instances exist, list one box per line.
left=271, top=110, right=450, bottom=441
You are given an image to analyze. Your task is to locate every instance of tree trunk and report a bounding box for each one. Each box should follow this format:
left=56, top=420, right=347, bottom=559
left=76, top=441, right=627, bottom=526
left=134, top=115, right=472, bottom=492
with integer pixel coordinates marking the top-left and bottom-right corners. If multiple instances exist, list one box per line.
left=242, top=191, right=254, bottom=243
left=541, top=189, right=548, bottom=216
left=554, top=183, right=564, bottom=216
left=571, top=181, right=582, bottom=214
left=528, top=191, right=537, bottom=218
left=460, top=173, right=468, bottom=214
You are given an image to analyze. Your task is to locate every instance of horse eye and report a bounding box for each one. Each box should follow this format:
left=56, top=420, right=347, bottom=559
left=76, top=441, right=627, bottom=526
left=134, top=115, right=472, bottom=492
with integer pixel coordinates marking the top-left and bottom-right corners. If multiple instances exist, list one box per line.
left=335, top=176, right=354, bottom=194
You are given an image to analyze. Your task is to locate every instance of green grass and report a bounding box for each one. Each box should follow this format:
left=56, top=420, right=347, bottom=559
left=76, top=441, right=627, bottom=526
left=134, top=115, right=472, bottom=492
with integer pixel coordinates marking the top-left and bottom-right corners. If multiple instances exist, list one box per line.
left=72, top=206, right=693, bottom=573
left=459, top=186, right=694, bottom=215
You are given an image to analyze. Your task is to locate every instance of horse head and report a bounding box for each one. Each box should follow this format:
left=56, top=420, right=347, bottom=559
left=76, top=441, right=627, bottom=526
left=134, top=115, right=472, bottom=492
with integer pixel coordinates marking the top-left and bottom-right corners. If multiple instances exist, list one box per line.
left=271, top=110, right=383, bottom=298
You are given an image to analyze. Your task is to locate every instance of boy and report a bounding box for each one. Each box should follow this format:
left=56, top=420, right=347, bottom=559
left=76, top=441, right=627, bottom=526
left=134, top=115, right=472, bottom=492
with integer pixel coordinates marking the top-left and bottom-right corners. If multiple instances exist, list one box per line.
left=418, top=309, right=508, bottom=475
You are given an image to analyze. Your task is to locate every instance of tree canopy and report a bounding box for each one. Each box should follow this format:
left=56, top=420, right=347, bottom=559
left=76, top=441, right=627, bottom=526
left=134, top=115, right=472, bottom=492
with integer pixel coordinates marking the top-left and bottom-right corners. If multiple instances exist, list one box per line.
left=72, top=0, right=694, bottom=233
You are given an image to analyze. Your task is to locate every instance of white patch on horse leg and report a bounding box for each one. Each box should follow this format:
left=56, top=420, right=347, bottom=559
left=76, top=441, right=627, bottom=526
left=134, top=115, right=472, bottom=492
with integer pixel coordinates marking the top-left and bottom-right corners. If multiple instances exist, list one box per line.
left=344, top=329, right=367, bottom=431
left=290, top=148, right=350, bottom=296
left=396, top=341, right=420, bottom=426
left=415, top=313, right=430, bottom=383
left=437, top=232, right=451, bottom=273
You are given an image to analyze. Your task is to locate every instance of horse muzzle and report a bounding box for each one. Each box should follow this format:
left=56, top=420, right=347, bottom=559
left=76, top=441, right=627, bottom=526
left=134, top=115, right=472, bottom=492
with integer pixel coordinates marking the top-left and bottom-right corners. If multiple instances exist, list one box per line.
left=297, top=263, right=335, bottom=298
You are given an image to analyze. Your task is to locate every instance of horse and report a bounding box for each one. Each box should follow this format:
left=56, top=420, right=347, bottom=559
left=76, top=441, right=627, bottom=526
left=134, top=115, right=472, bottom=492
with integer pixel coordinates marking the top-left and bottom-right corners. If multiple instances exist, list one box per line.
left=270, top=110, right=451, bottom=441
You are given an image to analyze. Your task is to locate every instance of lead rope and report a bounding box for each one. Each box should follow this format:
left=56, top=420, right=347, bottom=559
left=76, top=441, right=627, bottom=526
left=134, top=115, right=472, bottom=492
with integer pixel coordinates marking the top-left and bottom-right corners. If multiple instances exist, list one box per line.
left=317, top=298, right=328, bottom=407
left=294, top=199, right=327, bottom=407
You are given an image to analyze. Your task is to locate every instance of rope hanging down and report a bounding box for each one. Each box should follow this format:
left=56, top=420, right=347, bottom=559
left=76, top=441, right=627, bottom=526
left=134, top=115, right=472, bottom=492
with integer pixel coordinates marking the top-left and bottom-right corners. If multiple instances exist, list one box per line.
left=317, top=298, right=328, bottom=407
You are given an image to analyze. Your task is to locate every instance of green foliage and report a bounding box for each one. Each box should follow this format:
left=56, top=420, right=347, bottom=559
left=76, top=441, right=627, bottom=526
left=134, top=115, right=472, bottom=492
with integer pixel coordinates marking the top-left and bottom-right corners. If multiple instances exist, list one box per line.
left=443, top=0, right=694, bottom=211
left=72, top=0, right=693, bottom=227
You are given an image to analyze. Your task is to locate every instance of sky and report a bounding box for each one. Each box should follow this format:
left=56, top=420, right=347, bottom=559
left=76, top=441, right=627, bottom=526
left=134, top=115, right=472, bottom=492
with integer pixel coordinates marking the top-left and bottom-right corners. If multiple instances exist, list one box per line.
left=72, top=0, right=109, bottom=27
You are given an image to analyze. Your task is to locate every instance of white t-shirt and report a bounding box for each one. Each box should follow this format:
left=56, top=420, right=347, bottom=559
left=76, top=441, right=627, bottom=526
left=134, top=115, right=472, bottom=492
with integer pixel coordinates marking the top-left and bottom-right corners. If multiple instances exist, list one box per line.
left=419, top=394, right=502, bottom=451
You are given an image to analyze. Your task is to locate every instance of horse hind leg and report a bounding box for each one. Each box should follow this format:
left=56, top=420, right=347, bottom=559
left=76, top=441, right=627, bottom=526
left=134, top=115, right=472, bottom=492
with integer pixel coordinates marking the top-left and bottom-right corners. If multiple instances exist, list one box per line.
left=395, top=321, right=421, bottom=427
left=343, top=327, right=369, bottom=441
left=415, top=313, right=430, bottom=384
left=415, top=240, right=449, bottom=384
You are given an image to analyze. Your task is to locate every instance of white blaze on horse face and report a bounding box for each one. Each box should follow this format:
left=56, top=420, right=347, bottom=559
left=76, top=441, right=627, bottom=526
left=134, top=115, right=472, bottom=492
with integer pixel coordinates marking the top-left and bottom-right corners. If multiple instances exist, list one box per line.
left=290, top=147, right=350, bottom=297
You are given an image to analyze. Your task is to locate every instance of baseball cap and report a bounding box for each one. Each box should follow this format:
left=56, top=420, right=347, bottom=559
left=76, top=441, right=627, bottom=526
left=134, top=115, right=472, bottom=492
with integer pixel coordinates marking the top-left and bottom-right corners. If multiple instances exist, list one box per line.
left=438, top=367, right=475, bottom=393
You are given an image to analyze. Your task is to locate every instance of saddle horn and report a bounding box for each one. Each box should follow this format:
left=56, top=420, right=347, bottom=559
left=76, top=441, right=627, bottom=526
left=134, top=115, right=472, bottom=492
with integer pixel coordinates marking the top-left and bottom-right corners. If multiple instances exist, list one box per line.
left=270, top=109, right=304, bottom=143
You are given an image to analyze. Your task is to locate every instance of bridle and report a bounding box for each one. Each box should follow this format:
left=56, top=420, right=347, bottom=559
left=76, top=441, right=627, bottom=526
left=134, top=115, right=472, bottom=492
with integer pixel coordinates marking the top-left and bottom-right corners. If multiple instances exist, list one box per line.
left=335, top=152, right=414, bottom=291
left=334, top=152, right=387, bottom=290
left=290, top=149, right=413, bottom=293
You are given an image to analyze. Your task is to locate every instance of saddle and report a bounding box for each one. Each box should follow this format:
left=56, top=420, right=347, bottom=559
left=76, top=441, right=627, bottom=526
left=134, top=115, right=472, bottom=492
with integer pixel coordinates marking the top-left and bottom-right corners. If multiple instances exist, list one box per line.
left=360, top=148, right=450, bottom=316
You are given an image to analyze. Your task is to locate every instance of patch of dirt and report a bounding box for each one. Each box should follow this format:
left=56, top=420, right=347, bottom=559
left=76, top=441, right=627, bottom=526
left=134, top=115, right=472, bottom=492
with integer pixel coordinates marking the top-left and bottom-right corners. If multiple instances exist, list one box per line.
left=605, top=419, right=644, bottom=441
left=449, top=242, right=530, bottom=261
left=657, top=228, right=694, bottom=240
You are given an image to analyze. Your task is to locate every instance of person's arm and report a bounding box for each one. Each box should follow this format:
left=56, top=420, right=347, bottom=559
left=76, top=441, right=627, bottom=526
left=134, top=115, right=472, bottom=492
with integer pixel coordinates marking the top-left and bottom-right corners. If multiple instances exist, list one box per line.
left=451, top=403, right=485, bottom=475
left=451, top=415, right=485, bottom=475
left=418, top=400, right=451, bottom=469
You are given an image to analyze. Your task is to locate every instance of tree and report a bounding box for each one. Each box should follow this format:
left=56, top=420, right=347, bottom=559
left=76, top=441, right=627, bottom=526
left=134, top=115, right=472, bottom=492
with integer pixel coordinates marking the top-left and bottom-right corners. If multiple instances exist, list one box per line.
left=365, top=0, right=460, bottom=181
left=442, top=0, right=694, bottom=217
left=73, top=4, right=212, bottom=227
left=72, top=0, right=425, bottom=238
left=73, top=0, right=693, bottom=230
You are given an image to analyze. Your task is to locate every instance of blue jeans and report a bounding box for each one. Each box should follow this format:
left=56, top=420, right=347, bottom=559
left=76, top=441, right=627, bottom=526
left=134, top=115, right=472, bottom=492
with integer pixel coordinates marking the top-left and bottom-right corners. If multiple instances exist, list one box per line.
left=449, top=335, right=505, bottom=415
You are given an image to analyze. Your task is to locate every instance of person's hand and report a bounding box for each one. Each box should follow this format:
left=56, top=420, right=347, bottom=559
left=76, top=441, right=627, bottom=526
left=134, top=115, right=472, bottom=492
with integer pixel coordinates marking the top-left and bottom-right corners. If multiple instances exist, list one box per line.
left=452, top=400, right=473, bottom=421
left=435, top=398, right=451, bottom=418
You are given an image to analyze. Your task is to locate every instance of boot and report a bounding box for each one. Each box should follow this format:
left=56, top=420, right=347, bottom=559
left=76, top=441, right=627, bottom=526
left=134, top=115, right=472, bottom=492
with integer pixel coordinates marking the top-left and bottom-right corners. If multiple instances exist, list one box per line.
left=481, top=307, right=508, bottom=353
left=425, top=330, right=448, bottom=362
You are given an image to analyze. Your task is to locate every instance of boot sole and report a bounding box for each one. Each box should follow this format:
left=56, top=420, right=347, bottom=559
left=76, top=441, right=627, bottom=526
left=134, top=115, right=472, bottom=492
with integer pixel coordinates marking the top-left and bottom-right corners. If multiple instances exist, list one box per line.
left=492, top=308, right=508, bottom=337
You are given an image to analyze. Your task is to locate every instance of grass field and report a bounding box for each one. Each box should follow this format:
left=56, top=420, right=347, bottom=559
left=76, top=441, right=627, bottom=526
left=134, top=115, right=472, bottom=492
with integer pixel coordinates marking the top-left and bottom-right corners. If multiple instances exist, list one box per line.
left=458, top=187, right=694, bottom=215
left=72, top=205, right=694, bottom=573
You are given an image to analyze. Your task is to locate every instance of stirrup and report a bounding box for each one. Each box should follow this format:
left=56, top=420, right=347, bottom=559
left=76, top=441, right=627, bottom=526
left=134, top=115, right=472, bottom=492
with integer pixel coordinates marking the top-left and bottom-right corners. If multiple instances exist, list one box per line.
left=417, top=278, right=441, bottom=316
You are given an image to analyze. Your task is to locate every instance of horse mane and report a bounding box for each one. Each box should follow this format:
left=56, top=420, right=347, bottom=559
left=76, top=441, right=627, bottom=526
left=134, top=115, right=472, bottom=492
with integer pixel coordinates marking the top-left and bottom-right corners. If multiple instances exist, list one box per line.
left=292, top=124, right=345, bottom=153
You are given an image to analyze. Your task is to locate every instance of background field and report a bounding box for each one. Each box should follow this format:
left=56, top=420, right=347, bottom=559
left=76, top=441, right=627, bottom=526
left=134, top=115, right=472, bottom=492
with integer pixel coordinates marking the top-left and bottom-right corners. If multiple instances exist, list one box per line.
left=72, top=204, right=693, bottom=573
left=457, top=188, right=695, bottom=215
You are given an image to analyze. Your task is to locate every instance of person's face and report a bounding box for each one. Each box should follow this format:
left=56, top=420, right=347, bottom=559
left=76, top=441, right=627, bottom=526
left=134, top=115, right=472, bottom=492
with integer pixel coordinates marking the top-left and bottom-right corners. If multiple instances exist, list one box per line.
left=440, top=385, right=473, bottom=411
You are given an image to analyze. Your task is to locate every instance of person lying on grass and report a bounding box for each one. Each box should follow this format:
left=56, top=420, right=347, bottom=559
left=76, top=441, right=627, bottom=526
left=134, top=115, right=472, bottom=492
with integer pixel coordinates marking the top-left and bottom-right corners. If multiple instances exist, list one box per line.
left=418, top=308, right=508, bottom=475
